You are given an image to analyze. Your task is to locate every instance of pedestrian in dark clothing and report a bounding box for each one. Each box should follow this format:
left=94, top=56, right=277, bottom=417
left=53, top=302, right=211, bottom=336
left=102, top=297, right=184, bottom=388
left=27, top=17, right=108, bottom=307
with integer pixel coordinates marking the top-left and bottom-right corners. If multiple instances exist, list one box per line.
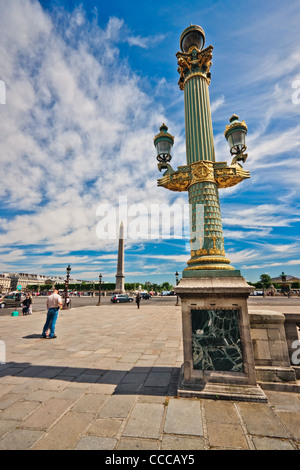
left=22, top=294, right=32, bottom=315
left=136, top=293, right=141, bottom=309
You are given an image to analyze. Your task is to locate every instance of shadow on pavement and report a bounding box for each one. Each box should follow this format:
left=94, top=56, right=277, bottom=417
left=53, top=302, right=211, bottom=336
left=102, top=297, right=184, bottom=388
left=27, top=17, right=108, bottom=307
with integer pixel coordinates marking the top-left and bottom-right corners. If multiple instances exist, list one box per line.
left=0, top=362, right=180, bottom=397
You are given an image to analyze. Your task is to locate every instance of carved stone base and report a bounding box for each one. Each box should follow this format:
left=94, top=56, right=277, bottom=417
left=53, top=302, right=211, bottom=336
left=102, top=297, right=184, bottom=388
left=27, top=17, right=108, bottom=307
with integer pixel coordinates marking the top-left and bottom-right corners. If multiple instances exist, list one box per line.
left=175, top=275, right=267, bottom=402
left=178, top=365, right=267, bottom=402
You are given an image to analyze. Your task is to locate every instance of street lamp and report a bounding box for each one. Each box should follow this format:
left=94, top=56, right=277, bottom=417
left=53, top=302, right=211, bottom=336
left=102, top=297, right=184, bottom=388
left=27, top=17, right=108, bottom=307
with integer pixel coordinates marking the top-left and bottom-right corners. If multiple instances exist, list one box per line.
left=175, top=271, right=180, bottom=306
left=62, top=264, right=71, bottom=310
left=180, top=24, right=205, bottom=53
left=97, top=273, right=102, bottom=306
left=224, top=114, right=248, bottom=165
left=154, top=123, right=174, bottom=165
left=153, top=25, right=264, bottom=402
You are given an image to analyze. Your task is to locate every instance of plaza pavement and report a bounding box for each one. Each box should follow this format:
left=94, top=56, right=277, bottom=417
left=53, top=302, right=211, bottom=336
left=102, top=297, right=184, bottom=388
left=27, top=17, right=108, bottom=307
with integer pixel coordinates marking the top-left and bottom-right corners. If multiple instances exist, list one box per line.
left=0, top=300, right=300, bottom=451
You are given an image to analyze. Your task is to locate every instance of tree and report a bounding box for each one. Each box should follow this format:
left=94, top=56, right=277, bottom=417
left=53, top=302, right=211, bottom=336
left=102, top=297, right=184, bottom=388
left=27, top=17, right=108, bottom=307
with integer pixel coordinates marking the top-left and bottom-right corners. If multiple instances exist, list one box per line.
left=259, top=274, right=271, bottom=289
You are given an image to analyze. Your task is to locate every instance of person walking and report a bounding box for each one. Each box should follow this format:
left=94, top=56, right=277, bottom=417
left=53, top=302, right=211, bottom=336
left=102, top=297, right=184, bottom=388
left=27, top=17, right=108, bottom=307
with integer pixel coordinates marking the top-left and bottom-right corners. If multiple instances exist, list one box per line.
left=41, top=288, right=62, bottom=339
left=28, top=293, right=33, bottom=314
left=136, top=293, right=141, bottom=309
left=22, top=294, right=32, bottom=315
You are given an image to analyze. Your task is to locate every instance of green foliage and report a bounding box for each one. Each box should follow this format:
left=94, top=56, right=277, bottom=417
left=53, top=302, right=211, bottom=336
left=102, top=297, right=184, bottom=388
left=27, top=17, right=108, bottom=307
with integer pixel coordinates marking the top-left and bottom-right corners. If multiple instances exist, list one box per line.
left=259, top=274, right=271, bottom=288
left=26, top=280, right=175, bottom=293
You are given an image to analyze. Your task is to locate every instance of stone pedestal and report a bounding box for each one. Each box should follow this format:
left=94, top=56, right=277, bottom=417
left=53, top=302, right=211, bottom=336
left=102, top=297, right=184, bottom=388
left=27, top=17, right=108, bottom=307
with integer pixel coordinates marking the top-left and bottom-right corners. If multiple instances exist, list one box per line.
left=175, top=273, right=267, bottom=402
left=249, top=311, right=299, bottom=391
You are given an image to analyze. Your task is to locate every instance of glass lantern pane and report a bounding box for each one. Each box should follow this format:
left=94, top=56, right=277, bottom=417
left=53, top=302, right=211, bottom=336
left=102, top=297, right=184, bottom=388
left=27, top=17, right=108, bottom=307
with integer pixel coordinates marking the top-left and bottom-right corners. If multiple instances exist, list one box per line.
left=227, top=134, right=234, bottom=149
left=231, top=130, right=245, bottom=147
left=156, top=139, right=172, bottom=155
left=182, top=31, right=204, bottom=52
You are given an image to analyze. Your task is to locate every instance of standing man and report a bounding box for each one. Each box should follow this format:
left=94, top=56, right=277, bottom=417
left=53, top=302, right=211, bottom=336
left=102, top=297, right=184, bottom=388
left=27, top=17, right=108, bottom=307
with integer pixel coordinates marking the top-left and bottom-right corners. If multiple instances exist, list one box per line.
left=41, top=288, right=62, bottom=339
left=136, top=293, right=141, bottom=309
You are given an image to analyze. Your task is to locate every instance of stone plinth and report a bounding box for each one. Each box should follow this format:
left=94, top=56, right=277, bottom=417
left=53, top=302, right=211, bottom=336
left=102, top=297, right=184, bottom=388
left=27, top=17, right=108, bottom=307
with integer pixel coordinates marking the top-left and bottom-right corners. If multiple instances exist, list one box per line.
left=249, top=310, right=298, bottom=388
left=175, top=275, right=267, bottom=402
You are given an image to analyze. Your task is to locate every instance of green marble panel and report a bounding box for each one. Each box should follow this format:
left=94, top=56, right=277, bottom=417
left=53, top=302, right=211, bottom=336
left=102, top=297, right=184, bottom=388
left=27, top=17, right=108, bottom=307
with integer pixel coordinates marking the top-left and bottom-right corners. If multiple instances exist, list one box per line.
left=191, top=309, right=243, bottom=372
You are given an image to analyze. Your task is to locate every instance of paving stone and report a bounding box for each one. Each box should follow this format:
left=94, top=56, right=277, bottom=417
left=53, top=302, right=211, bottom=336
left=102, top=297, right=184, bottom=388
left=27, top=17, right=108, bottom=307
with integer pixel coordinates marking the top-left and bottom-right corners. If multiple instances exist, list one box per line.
left=145, top=371, right=171, bottom=387
left=252, top=436, right=295, bottom=450
left=116, top=437, right=160, bottom=450
left=265, top=391, right=300, bottom=412
left=203, top=399, right=240, bottom=424
left=32, top=411, right=93, bottom=450
left=71, top=393, right=107, bottom=413
left=123, top=402, right=165, bottom=439
left=275, top=411, right=300, bottom=441
left=88, top=418, right=123, bottom=437
left=98, top=395, right=136, bottom=419
left=88, top=383, right=116, bottom=395
left=164, top=398, right=203, bottom=436
left=0, top=384, right=15, bottom=398
left=237, top=403, right=289, bottom=438
left=25, top=390, right=56, bottom=402
left=161, top=434, right=205, bottom=450
left=21, top=398, right=74, bottom=429
left=98, top=370, right=127, bottom=385
left=0, top=419, right=18, bottom=438
left=0, top=428, right=44, bottom=450
left=122, top=372, right=148, bottom=384
left=0, top=393, right=23, bottom=410
left=55, top=387, right=84, bottom=401
left=75, top=436, right=117, bottom=450
left=0, top=400, right=40, bottom=421
left=206, top=422, right=249, bottom=449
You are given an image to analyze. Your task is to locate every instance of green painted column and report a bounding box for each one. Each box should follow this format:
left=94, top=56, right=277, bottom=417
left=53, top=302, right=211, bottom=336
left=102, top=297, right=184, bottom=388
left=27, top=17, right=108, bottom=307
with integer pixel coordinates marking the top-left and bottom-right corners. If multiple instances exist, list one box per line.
left=157, top=25, right=250, bottom=275
left=177, top=26, right=233, bottom=273
left=184, top=74, right=215, bottom=164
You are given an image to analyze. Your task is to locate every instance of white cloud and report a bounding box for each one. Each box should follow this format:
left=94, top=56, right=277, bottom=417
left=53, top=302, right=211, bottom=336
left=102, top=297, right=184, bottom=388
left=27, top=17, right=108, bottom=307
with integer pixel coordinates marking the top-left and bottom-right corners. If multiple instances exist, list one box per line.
left=127, top=33, right=165, bottom=49
left=211, top=95, right=225, bottom=114
left=0, top=1, right=175, bottom=259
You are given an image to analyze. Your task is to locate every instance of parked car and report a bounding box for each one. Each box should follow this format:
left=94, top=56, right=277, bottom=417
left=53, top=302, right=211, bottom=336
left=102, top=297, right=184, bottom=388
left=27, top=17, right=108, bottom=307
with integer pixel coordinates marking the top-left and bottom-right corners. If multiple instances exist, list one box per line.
left=111, top=294, right=134, bottom=303
left=0, top=293, right=24, bottom=309
left=141, top=293, right=152, bottom=299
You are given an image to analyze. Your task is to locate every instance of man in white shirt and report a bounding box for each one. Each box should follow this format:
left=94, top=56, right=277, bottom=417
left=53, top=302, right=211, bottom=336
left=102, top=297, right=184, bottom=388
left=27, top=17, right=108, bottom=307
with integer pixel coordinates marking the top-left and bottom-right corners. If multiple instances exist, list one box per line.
left=41, top=289, right=62, bottom=339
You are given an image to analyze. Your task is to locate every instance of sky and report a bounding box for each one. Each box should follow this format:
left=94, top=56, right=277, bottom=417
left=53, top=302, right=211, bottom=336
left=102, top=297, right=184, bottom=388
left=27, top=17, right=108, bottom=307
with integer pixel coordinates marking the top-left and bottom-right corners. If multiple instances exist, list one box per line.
left=0, top=0, right=300, bottom=285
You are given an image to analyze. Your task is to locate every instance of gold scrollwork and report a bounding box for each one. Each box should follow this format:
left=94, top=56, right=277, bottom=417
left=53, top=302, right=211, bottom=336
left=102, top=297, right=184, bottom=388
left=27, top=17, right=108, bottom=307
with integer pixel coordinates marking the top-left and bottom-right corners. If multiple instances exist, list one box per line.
left=176, top=45, right=213, bottom=90
left=189, top=161, right=215, bottom=187
left=214, top=162, right=250, bottom=188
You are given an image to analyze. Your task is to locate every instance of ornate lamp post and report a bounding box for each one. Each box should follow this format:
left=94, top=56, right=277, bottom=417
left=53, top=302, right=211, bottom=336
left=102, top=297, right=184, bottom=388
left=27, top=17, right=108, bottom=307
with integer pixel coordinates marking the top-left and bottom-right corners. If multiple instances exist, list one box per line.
left=155, top=25, right=266, bottom=402
left=97, top=273, right=102, bottom=306
left=62, top=264, right=71, bottom=310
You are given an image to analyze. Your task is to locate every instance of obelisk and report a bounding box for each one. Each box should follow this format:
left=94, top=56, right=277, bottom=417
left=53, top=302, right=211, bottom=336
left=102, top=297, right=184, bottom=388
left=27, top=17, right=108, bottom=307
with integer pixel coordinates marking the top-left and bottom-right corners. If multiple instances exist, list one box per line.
left=115, top=221, right=125, bottom=293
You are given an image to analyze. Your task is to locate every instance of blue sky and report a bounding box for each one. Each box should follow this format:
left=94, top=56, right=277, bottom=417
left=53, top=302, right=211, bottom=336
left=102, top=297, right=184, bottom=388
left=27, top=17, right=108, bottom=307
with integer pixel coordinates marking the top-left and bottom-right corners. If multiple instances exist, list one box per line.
left=0, top=0, right=300, bottom=285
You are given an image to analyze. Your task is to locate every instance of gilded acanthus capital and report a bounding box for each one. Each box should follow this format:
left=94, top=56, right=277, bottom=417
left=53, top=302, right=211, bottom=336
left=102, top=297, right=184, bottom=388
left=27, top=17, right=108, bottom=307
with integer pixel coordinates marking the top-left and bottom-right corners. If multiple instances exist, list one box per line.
left=176, top=45, right=213, bottom=90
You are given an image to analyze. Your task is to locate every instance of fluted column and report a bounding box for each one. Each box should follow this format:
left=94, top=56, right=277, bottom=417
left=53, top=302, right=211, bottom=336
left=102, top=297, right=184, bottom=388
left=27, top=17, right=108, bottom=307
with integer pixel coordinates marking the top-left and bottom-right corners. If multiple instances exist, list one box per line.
left=177, top=44, right=232, bottom=271
left=184, top=75, right=215, bottom=164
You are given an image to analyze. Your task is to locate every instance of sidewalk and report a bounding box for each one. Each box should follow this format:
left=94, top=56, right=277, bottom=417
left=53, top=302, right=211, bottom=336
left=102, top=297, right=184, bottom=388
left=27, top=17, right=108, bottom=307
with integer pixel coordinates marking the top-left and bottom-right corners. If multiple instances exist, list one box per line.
left=0, top=303, right=299, bottom=450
